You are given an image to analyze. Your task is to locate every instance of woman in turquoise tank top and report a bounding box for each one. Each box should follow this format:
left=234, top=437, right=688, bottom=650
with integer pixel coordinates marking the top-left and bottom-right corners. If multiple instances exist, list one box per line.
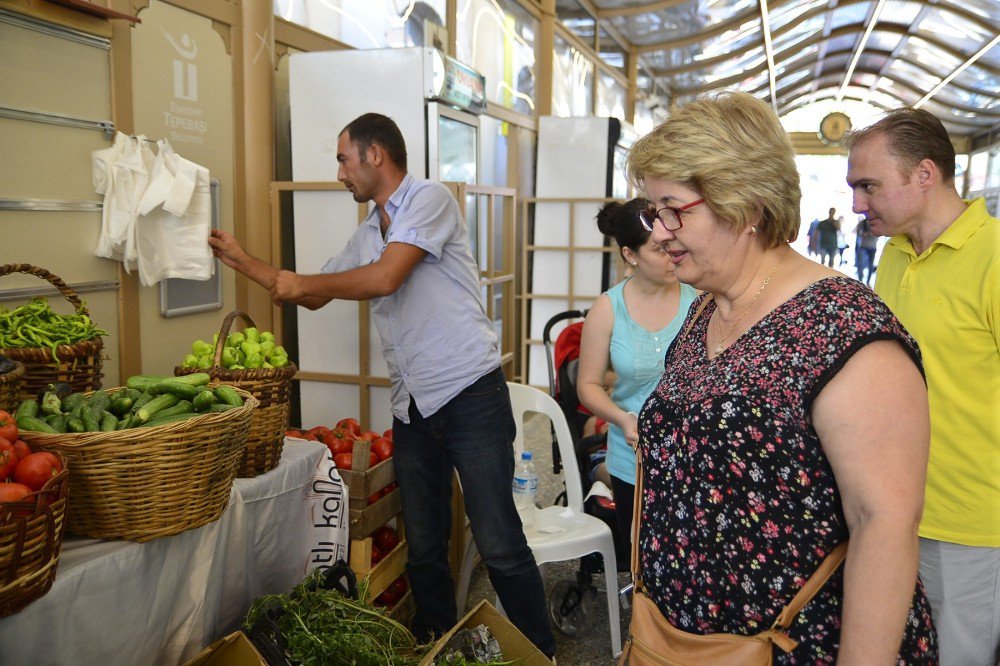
left=578, top=198, right=697, bottom=550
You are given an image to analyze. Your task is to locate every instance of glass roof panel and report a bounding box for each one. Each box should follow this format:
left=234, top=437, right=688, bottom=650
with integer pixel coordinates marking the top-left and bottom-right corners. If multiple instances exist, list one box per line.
left=899, top=35, right=965, bottom=72
left=879, top=0, right=922, bottom=27
left=915, top=14, right=992, bottom=55
left=829, top=2, right=872, bottom=29
left=864, top=29, right=905, bottom=54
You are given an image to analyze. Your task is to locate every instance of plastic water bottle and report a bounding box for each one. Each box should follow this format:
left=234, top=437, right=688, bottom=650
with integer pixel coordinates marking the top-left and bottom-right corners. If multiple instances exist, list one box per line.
left=512, top=451, right=538, bottom=528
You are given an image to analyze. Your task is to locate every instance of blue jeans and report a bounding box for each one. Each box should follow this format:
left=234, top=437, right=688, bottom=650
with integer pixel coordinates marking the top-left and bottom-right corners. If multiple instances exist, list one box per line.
left=392, top=367, right=556, bottom=656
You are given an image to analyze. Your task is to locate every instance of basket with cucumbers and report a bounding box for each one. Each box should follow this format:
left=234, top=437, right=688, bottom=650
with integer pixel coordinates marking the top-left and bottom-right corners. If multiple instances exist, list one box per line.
left=13, top=374, right=258, bottom=542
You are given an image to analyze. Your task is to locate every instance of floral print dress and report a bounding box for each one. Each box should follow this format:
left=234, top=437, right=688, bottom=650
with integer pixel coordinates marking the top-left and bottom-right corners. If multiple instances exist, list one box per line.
left=637, top=277, right=938, bottom=664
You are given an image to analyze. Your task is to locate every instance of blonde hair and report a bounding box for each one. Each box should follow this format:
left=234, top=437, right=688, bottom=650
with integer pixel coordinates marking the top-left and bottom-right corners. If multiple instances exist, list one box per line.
left=627, top=92, right=800, bottom=247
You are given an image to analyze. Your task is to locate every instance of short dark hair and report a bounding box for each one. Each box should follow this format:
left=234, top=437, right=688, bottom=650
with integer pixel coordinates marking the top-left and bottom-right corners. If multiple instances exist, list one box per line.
left=847, top=108, right=955, bottom=181
left=341, top=113, right=408, bottom=171
left=596, top=198, right=651, bottom=262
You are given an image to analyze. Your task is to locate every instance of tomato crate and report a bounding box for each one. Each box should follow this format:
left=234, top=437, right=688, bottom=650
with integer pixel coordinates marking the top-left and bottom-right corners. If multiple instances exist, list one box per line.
left=350, top=537, right=408, bottom=602
left=337, top=439, right=396, bottom=510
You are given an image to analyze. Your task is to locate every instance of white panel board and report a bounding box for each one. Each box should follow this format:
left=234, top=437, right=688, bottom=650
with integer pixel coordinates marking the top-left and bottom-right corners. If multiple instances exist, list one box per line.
left=368, top=385, right=394, bottom=433
left=290, top=48, right=430, bottom=181
left=536, top=116, right=610, bottom=198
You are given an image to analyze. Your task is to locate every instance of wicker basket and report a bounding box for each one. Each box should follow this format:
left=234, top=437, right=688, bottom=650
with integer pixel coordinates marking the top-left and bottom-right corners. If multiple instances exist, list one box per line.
left=0, top=459, right=69, bottom=617
left=20, top=388, right=257, bottom=542
left=175, top=311, right=297, bottom=478
left=0, top=264, right=105, bottom=402
left=0, top=361, right=25, bottom=413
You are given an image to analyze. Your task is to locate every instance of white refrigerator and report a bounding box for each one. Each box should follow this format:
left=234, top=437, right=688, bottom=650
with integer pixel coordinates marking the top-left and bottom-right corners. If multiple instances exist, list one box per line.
left=286, top=47, right=487, bottom=430
left=527, top=116, right=636, bottom=387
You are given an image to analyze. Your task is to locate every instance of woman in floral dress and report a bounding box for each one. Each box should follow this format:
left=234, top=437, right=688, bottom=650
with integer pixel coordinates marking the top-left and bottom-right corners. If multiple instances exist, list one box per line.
left=624, top=93, right=938, bottom=664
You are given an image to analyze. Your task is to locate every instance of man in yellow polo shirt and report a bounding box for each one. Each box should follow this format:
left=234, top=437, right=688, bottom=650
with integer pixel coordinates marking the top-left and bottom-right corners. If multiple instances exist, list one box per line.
left=847, top=108, right=1000, bottom=665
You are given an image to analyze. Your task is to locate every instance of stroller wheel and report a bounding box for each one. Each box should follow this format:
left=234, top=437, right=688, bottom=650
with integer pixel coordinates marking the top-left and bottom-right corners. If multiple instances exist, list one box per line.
left=548, top=579, right=595, bottom=637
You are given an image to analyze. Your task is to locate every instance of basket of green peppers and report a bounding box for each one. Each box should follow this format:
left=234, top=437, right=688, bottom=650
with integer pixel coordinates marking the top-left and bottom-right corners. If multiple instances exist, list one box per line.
left=175, top=311, right=297, bottom=478
left=0, top=264, right=107, bottom=403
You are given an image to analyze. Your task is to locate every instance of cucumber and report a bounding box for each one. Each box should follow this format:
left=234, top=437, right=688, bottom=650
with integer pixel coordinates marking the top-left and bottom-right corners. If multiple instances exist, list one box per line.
left=61, top=392, right=87, bottom=413
left=212, top=385, right=244, bottom=407
left=88, top=389, right=111, bottom=414
left=150, top=400, right=193, bottom=420
left=69, top=403, right=85, bottom=420
left=44, top=413, right=67, bottom=433
left=131, top=392, right=155, bottom=413
left=125, top=375, right=169, bottom=393
left=192, top=389, right=216, bottom=411
left=81, top=405, right=101, bottom=432
left=110, top=395, right=134, bottom=416
left=136, top=393, right=180, bottom=423
left=122, top=388, right=143, bottom=403
left=170, top=372, right=212, bottom=386
left=66, top=417, right=86, bottom=433
left=100, top=411, right=119, bottom=431
left=203, top=403, right=237, bottom=413
left=15, top=399, right=38, bottom=421
left=140, top=412, right=200, bottom=428
left=17, top=415, right=59, bottom=434
left=152, top=379, right=201, bottom=401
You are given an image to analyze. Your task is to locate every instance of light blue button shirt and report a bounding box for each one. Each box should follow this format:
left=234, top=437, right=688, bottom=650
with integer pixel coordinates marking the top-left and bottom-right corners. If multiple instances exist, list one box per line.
left=321, top=175, right=500, bottom=422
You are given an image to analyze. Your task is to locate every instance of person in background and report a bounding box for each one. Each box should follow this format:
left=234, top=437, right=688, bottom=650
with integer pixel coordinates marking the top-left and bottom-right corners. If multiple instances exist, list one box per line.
left=209, top=113, right=556, bottom=657
left=853, top=215, right=878, bottom=286
left=626, top=92, right=937, bottom=663
left=848, top=107, right=999, bottom=666
left=816, top=207, right=840, bottom=267
left=577, top=198, right=698, bottom=552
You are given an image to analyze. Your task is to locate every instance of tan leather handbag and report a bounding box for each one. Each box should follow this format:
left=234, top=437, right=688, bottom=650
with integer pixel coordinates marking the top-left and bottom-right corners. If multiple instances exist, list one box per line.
left=619, top=299, right=848, bottom=665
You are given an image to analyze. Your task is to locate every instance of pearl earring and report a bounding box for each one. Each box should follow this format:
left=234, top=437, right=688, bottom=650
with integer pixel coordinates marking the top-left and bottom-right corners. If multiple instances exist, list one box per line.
left=630, top=261, right=637, bottom=266
left=750, top=225, right=757, bottom=234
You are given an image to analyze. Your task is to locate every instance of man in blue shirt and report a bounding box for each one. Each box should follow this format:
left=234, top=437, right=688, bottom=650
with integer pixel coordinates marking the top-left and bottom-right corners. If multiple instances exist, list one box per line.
left=209, top=113, right=555, bottom=656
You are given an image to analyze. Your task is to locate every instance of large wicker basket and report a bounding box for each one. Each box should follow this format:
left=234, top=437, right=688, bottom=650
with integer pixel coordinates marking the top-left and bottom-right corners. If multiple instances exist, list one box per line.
left=0, top=264, right=104, bottom=402
left=175, top=311, right=297, bottom=478
left=20, top=388, right=257, bottom=542
left=0, top=460, right=69, bottom=617
left=0, top=360, right=25, bottom=413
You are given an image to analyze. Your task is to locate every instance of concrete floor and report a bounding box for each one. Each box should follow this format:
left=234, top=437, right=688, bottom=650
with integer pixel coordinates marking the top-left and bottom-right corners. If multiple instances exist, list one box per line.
left=461, top=412, right=630, bottom=665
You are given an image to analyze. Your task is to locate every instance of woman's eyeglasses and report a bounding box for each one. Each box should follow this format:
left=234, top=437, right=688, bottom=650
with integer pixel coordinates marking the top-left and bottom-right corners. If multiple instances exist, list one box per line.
left=638, top=199, right=705, bottom=232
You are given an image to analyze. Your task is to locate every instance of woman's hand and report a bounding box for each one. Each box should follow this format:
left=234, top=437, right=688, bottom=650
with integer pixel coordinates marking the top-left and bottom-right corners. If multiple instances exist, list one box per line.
left=620, top=411, right=639, bottom=448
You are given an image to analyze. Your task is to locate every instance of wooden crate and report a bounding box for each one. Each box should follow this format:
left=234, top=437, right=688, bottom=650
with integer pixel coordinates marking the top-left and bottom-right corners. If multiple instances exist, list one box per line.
left=338, top=439, right=401, bottom=538
left=350, top=534, right=408, bottom=603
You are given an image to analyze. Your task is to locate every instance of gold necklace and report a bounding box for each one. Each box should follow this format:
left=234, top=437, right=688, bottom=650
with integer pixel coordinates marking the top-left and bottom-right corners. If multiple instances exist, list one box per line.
left=712, top=246, right=789, bottom=354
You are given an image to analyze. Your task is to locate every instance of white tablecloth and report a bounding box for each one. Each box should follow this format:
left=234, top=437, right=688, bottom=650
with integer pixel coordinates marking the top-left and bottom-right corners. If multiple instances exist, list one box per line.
left=0, top=440, right=348, bottom=666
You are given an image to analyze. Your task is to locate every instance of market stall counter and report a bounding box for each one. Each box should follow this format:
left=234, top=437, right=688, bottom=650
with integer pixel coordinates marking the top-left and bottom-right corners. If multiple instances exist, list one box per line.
left=0, top=440, right=349, bottom=666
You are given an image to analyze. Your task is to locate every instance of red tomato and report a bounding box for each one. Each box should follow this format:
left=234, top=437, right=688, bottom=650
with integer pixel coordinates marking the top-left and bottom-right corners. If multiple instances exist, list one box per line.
left=382, top=429, right=393, bottom=440
left=367, top=450, right=378, bottom=468
left=323, top=432, right=354, bottom=455
left=370, top=543, right=384, bottom=565
left=333, top=452, right=353, bottom=470
left=0, top=482, right=32, bottom=503
left=307, top=425, right=331, bottom=440
left=285, top=429, right=303, bottom=439
left=388, top=575, right=408, bottom=597
left=11, top=440, right=31, bottom=462
left=372, top=525, right=399, bottom=552
left=329, top=428, right=350, bottom=439
left=366, top=488, right=383, bottom=505
left=0, top=411, right=16, bottom=444
left=375, top=575, right=408, bottom=607
left=356, top=430, right=378, bottom=443
left=335, top=418, right=361, bottom=437
left=384, top=482, right=398, bottom=493
left=13, top=452, right=61, bottom=492
left=372, top=437, right=394, bottom=462
left=0, top=439, right=17, bottom=481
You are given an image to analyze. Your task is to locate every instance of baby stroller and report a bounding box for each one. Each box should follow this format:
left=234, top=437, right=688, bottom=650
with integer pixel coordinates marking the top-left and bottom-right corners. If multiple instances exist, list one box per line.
left=541, top=310, right=629, bottom=636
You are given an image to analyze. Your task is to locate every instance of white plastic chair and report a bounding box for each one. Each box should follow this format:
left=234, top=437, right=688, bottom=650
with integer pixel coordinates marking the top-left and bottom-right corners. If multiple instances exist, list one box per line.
left=454, top=381, right=622, bottom=658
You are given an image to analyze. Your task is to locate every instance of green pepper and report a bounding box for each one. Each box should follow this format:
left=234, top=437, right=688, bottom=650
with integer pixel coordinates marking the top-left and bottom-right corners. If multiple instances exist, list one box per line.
left=269, top=354, right=289, bottom=368
left=221, top=346, right=238, bottom=368
left=191, top=339, right=214, bottom=357
left=259, top=340, right=276, bottom=359
left=226, top=332, right=245, bottom=348
left=183, top=353, right=199, bottom=368
left=260, top=331, right=275, bottom=344
left=244, top=352, right=263, bottom=369
left=243, top=327, right=260, bottom=344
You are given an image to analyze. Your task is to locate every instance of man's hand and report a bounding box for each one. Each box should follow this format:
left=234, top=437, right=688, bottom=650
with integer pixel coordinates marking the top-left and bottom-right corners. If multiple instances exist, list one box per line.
left=209, top=229, right=248, bottom=271
left=270, top=270, right=307, bottom=305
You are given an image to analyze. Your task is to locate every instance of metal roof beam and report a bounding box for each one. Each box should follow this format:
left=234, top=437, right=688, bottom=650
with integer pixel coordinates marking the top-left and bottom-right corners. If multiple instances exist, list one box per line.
left=916, top=34, right=1000, bottom=109
left=835, top=0, right=887, bottom=101
left=759, top=0, right=778, bottom=112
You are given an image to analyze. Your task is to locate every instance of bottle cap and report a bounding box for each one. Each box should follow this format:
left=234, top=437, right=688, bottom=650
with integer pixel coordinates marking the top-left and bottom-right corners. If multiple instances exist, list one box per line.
left=521, top=451, right=532, bottom=460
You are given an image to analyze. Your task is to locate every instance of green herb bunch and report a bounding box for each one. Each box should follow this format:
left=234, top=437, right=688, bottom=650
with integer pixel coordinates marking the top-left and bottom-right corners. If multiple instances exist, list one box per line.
left=245, top=570, right=422, bottom=666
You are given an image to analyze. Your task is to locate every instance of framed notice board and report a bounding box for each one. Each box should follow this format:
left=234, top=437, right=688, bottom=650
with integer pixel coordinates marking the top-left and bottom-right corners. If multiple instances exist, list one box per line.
left=159, top=178, right=223, bottom=317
